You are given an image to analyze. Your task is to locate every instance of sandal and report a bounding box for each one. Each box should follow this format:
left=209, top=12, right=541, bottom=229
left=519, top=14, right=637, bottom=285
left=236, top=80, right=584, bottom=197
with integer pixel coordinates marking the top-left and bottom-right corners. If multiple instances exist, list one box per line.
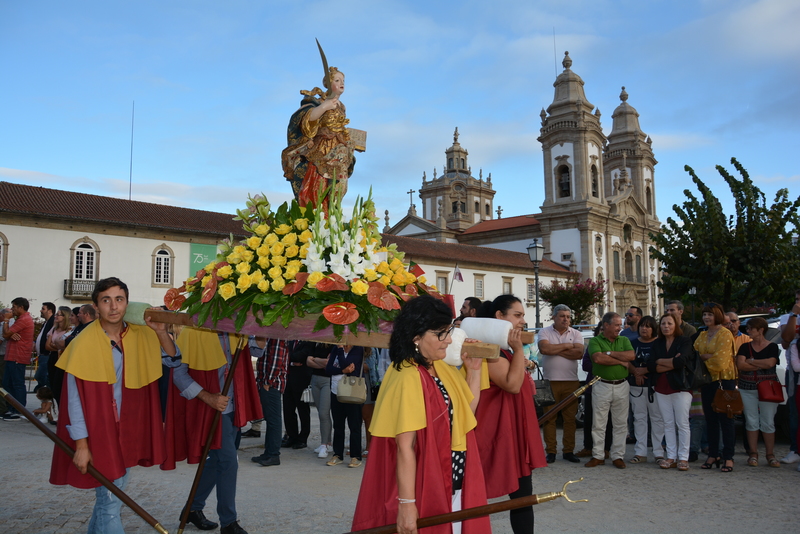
left=766, top=454, right=780, bottom=468
left=677, top=460, right=689, bottom=471
left=721, top=459, right=734, bottom=473
left=700, top=457, right=720, bottom=469
left=747, top=454, right=758, bottom=467
left=659, top=458, right=677, bottom=469
left=628, top=455, right=647, bottom=464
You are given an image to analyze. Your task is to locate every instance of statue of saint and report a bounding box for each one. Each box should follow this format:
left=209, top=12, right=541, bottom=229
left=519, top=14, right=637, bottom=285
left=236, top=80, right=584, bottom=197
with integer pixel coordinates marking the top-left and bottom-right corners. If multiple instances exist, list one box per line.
left=282, top=41, right=364, bottom=209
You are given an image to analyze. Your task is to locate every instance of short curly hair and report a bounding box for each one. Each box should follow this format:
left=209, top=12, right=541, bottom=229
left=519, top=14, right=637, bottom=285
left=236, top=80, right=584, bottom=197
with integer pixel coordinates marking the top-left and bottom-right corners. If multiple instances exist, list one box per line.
left=389, top=296, right=453, bottom=370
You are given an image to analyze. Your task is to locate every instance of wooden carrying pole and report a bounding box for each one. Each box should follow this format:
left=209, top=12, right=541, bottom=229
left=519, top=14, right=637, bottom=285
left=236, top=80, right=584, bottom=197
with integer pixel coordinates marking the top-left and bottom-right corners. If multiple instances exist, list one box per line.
left=346, top=478, right=587, bottom=534
left=0, top=388, right=169, bottom=534
left=177, top=335, right=248, bottom=534
left=537, top=376, right=601, bottom=427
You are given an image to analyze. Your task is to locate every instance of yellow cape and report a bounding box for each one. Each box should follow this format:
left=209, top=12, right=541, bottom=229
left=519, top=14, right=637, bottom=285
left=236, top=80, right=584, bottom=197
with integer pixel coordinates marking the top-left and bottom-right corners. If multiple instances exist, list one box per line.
left=459, top=359, right=491, bottom=391
left=56, top=319, right=163, bottom=388
left=175, top=327, right=245, bottom=371
left=370, top=359, right=476, bottom=452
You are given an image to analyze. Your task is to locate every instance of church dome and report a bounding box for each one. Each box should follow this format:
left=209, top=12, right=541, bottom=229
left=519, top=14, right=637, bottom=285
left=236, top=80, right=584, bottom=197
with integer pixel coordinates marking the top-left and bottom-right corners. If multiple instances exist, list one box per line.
left=609, top=86, right=643, bottom=137
left=546, top=52, right=595, bottom=116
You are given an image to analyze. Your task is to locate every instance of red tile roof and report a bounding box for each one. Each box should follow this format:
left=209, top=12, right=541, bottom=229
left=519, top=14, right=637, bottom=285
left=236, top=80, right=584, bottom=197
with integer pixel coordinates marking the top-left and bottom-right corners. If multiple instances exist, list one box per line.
left=461, top=214, right=540, bottom=235
left=382, top=234, right=572, bottom=274
left=0, top=181, right=245, bottom=237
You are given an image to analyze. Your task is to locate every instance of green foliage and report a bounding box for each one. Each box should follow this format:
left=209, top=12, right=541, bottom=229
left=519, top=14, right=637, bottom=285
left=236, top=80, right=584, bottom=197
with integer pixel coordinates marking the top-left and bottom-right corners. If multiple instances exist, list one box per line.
left=538, top=275, right=606, bottom=325
left=649, top=158, right=800, bottom=312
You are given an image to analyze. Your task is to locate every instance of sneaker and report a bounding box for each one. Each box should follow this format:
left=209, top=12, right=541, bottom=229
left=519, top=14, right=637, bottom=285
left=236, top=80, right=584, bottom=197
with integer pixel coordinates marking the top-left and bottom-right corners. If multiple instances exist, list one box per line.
left=313, top=444, right=324, bottom=454
left=317, top=447, right=328, bottom=459
left=327, top=455, right=343, bottom=466
left=2, top=413, right=21, bottom=421
left=780, top=451, right=800, bottom=464
left=327, top=444, right=333, bottom=453
left=348, top=457, right=363, bottom=468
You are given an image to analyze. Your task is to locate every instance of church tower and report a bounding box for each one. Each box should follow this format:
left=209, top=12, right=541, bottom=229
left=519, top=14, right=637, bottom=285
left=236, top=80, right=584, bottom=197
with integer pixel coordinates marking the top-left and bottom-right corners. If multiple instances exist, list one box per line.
left=418, top=128, right=496, bottom=231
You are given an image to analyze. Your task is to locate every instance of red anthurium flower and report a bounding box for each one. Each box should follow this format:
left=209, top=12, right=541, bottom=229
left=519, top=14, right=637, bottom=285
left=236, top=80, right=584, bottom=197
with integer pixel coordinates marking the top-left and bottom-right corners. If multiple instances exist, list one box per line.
left=316, top=273, right=349, bottom=292
left=368, top=282, right=401, bottom=310
left=283, top=272, right=310, bottom=296
left=201, top=277, right=218, bottom=303
left=164, top=287, right=186, bottom=311
left=322, top=302, right=359, bottom=325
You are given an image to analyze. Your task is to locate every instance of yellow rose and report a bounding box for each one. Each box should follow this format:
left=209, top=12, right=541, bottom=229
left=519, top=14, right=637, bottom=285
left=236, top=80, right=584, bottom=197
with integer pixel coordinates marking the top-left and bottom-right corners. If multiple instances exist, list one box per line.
left=236, top=262, right=251, bottom=274
left=404, top=272, right=417, bottom=284
left=257, top=256, right=270, bottom=269
left=218, top=282, right=237, bottom=300
left=284, top=244, right=299, bottom=258
left=299, top=229, right=313, bottom=244
left=257, top=280, right=270, bottom=292
left=270, top=242, right=285, bottom=256
left=217, top=265, right=233, bottom=279
left=254, top=224, right=270, bottom=237
left=241, top=250, right=254, bottom=263
left=350, top=279, right=369, bottom=296
left=299, top=243, right=309, bottom=259
left=250, top=269, right=265, bottom=284
left=274, top=223, right=292, bottom=235
left=418, top=275, right=427, bottom=284
left=364, top=268, right=379, bottom=282
left=294, top=218, right=310, bottom=231
left=264, top=233, right=279, bottom=246
left=271, top=255, right=287, bottom=267
left=376, top=261, right=391, bottom=275
left=226, top=252, right=241, bottom=264
left=281, top=233, right=298, bottom=246
left=287, top=259, right=303, bottom=269
left=284, top=265, right=300, bottom=280
left=204, top=261, right=217, bottom=274
left=233, top=245, right=246, bottom=255
left=389, top=258, right=404, bottom=272
left=256, top=245, right=270, bottom=258
left=247, top=236, right=261, bottom=250
left=237, top=273, right=253, bottom=291
left=391, top=271, right=406, bottom=286
left=268, top=266, right=283, bottom=280
left=379, top=274, right=391, bottom=286
left=271, top=278, right=286, bottom=291
left=307, top=271, right=325, bottom=288
left=201, top=275, right=212, bottom=287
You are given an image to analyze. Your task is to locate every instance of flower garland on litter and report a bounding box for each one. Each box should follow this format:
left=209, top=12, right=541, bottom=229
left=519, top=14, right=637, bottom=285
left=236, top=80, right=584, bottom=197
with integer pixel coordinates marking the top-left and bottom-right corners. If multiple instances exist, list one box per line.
left=164, top=183, right=443, bottom=338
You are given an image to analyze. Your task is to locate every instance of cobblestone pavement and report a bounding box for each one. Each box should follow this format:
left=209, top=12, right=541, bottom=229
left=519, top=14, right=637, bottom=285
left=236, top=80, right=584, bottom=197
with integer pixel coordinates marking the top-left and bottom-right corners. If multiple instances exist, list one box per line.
left=1, top=389, right=798, bottom=533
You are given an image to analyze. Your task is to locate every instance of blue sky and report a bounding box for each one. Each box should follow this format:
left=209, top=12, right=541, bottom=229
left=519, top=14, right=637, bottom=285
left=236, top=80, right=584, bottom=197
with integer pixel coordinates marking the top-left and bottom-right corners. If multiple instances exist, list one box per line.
left=1, top=0, right=798, bottom=227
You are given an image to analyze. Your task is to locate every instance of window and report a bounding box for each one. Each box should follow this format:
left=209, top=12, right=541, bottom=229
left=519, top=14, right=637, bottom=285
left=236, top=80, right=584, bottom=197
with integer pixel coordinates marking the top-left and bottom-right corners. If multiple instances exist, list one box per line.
left=502, top=277, right=512, bottom=295
left=485, top=203, right=490, bottom=216
left=0, top=231, right=7, bottom=280
left=613, top=251, right=620, bottom=280
left=591, top=165, right=599, bottom=197
left=474, top=201, right=479, bottom=213
left=436, top=271, right=449, bottom=293
left=72, top=243, right=97, bottom=280
left=558, top=165, right=571, bottom=198
left=474, top=275, right=485, bottom=299
left=561, top=253, right=573, bottom=262
left=646, top=187, right=652, bottom=214
left=625, top=251, right=633, bottom=280
left=448, top=158, right=453, bottom=169
left=623, top=224, right=632, bottom=243
left=152, top=245, right=175, bottom=287
left=460, top=158, right=465, bottom=169
left=635, top=254, right=642, bottom=283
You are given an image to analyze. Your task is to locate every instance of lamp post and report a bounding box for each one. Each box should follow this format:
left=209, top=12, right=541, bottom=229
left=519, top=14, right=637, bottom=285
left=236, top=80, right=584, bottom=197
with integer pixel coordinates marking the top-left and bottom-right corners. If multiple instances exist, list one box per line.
left=688, top=287, right=697, bottom=325
left=527, top=238, right=545, bottom=329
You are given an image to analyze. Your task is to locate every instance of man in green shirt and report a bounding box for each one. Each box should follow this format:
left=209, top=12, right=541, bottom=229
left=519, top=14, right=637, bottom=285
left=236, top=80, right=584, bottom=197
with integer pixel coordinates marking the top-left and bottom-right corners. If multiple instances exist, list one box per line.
left=585, top=312, right=634, bottom=469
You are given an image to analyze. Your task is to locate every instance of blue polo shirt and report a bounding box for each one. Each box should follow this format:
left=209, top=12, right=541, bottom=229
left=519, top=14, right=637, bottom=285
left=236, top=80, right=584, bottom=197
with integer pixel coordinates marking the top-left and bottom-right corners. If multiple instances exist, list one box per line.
left=587, top=334, right=633, bottom=381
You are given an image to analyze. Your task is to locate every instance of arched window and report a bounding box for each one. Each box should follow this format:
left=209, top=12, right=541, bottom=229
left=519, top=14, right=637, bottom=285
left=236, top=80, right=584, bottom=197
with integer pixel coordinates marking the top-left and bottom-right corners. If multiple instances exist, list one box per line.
left=625, top=251, right=633, bottom=281
left=152, top=245, right=175, bottom=287
left=646, top=187, right=652, bottom=214
left=460, top=158, right=465, bottom=169
left=485, top=203, right=490, bottom=216
left=71, top=240, right=98, bottom=281
left=613, top=251, right=620, bottom=280
left=474, top=201, right=479, bottom=213
left=591, top=165, right=599, bottom=198
left=0, top=231, right=8, bottom=281
left=635, top=254, right=642, bottom=283
left=558, top=165, right=571, bottom=198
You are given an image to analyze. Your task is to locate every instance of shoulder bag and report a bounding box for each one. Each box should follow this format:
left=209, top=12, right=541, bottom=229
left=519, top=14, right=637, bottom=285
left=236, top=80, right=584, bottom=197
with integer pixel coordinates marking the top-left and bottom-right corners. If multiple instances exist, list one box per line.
left=712, top=343, right=742, bottom=417
left=533, top=367, right=556, bottom=407
left=750, top=345, right=784, bottom=403
left=337, top=358, right=367, bottom=404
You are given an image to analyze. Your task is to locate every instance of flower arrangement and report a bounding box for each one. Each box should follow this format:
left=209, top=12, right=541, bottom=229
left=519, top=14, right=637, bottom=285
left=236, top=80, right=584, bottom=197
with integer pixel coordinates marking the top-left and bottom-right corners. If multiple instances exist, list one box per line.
left=164, top=184, right=442, bottom=338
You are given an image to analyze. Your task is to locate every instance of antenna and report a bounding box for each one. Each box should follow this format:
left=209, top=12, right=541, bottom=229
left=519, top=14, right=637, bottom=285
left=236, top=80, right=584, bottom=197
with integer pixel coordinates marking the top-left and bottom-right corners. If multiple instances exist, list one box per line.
left=553, top=28, right=557, bottom=76
left=129, top=101, right=135, bottom=201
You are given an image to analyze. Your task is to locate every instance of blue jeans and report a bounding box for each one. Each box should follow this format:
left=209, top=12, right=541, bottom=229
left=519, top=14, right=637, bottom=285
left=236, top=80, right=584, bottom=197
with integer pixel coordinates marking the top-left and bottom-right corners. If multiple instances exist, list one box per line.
left=35, top=354, right=49, bottom=389
left=193, top=412, right=239, bottom=527
left=259, top=386, right=282, bottom=458
left=88, top=469, right=129, bottom=534
left=3, top=361, right=27, bottom=413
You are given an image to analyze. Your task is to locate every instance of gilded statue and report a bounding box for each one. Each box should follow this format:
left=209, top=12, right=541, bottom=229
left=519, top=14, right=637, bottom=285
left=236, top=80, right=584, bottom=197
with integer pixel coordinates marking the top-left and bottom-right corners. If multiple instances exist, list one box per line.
left=281, top=40, right=365, bottom=209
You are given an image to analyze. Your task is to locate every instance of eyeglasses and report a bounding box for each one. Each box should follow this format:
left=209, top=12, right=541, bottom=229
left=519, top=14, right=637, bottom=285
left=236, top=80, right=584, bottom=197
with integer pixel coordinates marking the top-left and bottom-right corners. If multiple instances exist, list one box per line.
left=432, top=325, right=455, bottom=341
left=625, top=313, right=637, bottom=317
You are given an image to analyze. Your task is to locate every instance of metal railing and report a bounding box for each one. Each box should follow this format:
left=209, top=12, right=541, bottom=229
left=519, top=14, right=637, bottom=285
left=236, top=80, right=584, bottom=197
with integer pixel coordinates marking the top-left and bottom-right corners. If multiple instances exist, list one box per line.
left=64, top=279, right=95, bottom=299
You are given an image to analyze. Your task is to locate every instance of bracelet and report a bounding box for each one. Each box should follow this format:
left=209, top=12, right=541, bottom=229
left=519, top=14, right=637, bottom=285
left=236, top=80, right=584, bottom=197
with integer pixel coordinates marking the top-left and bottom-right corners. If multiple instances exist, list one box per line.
left=397, top=497, right=416, bottom=504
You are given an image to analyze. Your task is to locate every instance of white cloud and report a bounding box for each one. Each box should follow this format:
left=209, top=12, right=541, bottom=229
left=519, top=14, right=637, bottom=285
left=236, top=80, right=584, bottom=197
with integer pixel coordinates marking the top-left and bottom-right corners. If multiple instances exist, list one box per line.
left=647, top=133, right=716, bottom=151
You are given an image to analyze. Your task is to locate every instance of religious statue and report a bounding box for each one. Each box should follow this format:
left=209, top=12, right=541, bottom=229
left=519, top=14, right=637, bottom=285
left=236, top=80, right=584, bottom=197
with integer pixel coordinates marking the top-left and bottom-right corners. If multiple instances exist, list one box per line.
left=281, top=40, right=366, bottom=209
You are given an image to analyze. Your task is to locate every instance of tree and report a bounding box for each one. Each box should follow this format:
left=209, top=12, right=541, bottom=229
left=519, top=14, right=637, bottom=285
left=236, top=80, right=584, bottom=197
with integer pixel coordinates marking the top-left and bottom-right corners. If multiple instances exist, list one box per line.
left=539, top=275, right=606, bottom=326
left=650, top=158, right=800, bottom=312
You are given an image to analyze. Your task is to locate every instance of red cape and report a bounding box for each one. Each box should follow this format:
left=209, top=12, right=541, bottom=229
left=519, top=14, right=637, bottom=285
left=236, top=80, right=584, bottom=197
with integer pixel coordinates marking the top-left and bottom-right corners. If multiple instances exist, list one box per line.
left=162, top=344, right=262, bottom=470
left=50, top=373, right=165, bottom=489
left=352, top=366, right=491, bottom=534
left=474, top=350, right=547, bottom=499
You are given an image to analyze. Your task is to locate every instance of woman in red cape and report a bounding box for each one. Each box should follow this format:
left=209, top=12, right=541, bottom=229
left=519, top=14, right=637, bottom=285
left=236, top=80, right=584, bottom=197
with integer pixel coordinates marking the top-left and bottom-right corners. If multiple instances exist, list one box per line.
left=352, top=296, right=489, bottom=534
left=474, top=295, right=547, bottom=534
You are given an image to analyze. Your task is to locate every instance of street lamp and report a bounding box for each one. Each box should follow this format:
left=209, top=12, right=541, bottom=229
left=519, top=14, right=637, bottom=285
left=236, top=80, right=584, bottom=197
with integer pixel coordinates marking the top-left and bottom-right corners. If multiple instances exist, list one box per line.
left=527, top=238, right=545, bottom=329
left=688, top=287, right=697, bottom=325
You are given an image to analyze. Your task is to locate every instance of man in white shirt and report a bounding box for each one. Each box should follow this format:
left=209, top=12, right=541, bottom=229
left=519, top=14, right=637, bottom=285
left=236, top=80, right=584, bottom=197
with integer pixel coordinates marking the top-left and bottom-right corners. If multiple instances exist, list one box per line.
left=538, top=304, right=585, bottom=463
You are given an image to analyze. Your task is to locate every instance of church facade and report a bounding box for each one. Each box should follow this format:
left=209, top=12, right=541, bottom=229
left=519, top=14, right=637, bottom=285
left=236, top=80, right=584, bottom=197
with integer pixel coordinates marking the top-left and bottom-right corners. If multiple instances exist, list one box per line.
left=389, top=52, right=663, bottom=320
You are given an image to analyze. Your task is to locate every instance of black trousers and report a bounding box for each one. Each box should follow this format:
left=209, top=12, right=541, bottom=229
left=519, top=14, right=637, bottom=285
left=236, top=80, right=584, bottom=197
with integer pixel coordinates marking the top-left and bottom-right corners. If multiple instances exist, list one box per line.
left=283, top=367, right=312, bottom=444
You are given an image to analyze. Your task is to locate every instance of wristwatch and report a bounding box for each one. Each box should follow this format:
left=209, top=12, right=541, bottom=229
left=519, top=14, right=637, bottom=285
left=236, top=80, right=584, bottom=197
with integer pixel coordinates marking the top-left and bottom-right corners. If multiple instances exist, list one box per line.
left=606, top=351, right=611, bottom=356
left=791, top=313, right=799, bottom=318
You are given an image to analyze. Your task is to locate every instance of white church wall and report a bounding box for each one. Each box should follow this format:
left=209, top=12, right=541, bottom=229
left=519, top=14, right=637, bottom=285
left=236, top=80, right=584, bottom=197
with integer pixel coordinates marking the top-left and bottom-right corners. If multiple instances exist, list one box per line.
left=549, top=228, right=581, bottom=268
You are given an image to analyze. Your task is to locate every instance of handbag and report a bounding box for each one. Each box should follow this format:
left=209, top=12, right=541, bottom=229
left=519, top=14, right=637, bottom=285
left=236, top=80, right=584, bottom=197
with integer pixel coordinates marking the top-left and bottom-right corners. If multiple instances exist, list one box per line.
left=748, top=345, right=784, bottom=403
left=533, top=367, right=556, bottom=408
left=712, top=382, right=743, bottom=418
left=337, top=358, right=367, bottom=404
left=301, top=385, right=313, bottom=404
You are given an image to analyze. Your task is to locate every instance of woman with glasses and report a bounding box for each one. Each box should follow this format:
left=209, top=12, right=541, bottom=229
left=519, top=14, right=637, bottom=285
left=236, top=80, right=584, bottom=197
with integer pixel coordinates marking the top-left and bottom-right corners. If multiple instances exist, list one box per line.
left=474, top=295, right=546, bottom=534
left=45, top=306, right=73, bottom=355
left=629, top=315, right=664, bottom=464
left=736, top=317, right=781, bottom=467
left=695, top=303, right=737, bottom=472
left=352, top=296, right=489, bottom=534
